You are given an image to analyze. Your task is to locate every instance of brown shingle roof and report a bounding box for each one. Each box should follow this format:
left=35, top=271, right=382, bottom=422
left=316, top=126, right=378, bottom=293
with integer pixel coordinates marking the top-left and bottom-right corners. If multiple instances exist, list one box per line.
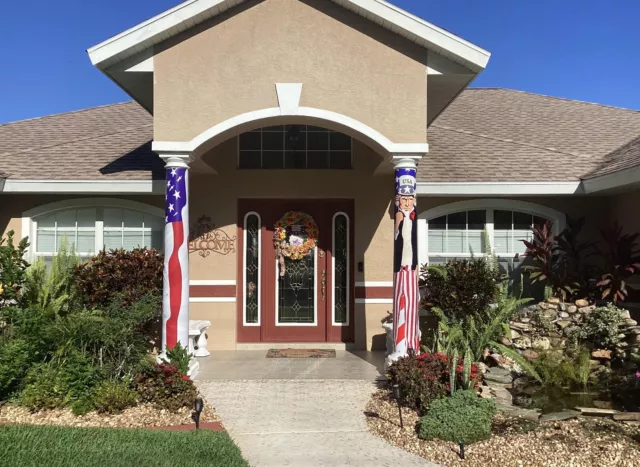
left=0, top=101, right=161, bottom=180
left=1, top=89, right=639, bottom=184
left=422, top=88, right=640, bottom=182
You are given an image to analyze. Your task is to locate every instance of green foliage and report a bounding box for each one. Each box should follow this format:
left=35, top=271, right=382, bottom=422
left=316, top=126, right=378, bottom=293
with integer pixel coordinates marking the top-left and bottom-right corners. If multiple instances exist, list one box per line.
left=462, top=347, right=472, bottom=390
left=163, top=341, right=192, bottom=375
left=23, top=240, right=80, bottom=318
left=0, top=339, right=38, bottom=399
left=19, top=352, right=98, bottom=412
left=429, top=283, right=531, bottom=361
left=490, top=341, right=542, bottom=383
left=92, top=379, right=138, bottom=414
left=449, top=348, right=458, bottom=395
left=388, top=354, right=481, bottom=414
left=48, top=294, right=160, bottom=378
left=74, top=248, right=163, bottom=308
left=532, top=347, right=592, bottom=389
left=569, top=304, right=625, bottom=350
left=0, top=231, right=29, bottom=306
left=417, top=390, right=497, bottom=444
left=597, top=222, right=640, bottom=303
left=420, top=257, right=501, bottom=323
left=134, top=363, right=197, bottom=412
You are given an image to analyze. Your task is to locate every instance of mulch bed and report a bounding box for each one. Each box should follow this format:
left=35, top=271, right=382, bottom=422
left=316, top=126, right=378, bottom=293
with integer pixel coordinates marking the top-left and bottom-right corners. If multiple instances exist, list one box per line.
left=0, top=403, right=219, bottom=429
left=266, top=348, right=336, bottom=358
left=366, top=389, right=640, bottom=466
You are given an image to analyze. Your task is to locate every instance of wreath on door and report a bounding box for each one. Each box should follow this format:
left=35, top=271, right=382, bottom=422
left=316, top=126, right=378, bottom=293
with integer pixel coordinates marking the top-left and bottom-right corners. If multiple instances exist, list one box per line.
left=274, top=211, right=319, bottom=275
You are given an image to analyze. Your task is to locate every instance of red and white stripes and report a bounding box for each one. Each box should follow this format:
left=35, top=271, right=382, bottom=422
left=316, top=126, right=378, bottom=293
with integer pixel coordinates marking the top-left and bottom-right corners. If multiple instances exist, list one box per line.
left=393, top=265, right=420, bottom=354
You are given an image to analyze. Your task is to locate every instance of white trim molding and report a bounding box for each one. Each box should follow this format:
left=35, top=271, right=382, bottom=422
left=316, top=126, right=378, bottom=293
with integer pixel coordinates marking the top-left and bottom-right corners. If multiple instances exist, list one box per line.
left=355, top=281, right=393, bottom=287
left=2, top=179, right=165, bottom=194
left=355, top=298, right=394, bottom=304
left=153, top=106, right=428, bottom=158
left=582, top=165, right=640, bottom=194
left=189, top=280, right=236, bottom=286
left=189, top=297, right=236, bottom=303
left=416, top=181, right=582, bottom=196
left=88, top=0, right=489, bottom=71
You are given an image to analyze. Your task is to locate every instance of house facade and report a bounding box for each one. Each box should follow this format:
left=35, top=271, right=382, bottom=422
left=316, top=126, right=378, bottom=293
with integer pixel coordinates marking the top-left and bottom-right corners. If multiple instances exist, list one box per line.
left=2, top=0, right=640, bottom=352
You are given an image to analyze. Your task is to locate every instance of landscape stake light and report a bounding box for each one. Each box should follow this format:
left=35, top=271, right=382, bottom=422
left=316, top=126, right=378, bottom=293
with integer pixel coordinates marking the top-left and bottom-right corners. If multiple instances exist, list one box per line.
left=408, top=347, right=416, bottom=358
left=192, top=396, right=204, bottom=430
left=459, top=440, right=465, bottom=460
left=392, top=384, right=404, bottom=428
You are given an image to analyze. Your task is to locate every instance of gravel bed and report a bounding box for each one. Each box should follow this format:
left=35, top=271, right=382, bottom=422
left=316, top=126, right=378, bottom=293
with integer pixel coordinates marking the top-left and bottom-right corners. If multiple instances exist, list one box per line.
left=365, top=390, right=640, bottom=466
left=0, top=402, right=219, bottom=429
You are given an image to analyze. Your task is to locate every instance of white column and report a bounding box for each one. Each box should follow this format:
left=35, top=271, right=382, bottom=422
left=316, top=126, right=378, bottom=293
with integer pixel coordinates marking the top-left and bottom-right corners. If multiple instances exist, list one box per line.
left=159, top=153, right=193, bottom=355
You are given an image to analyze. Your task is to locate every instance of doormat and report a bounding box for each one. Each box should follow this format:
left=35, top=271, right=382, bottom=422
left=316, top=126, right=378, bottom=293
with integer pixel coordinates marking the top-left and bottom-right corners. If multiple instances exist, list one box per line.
left=266, top=349, right=336, bottom=358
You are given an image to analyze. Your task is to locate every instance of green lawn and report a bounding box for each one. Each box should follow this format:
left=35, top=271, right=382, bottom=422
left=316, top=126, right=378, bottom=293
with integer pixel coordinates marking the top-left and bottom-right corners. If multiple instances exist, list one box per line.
left=0, top=425, right=249, bottom=467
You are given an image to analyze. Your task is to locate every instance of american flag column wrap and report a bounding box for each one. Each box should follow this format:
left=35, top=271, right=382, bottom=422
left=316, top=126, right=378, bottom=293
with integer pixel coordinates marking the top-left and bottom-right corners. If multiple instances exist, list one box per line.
left=392, top=161, right=421, bottom=357
left=162, top=161, right=190, bottom=353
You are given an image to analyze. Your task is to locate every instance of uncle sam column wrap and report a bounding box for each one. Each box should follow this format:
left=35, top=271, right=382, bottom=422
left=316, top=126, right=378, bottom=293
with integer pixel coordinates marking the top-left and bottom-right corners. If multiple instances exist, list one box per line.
left=389, top=161, right=421, bottom=362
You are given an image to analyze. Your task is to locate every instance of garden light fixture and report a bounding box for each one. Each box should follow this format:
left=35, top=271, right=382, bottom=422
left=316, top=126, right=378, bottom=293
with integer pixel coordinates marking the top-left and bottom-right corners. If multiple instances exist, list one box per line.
left=192, top=396, right=204, bottom=430
left=392, top=384, right=404, bottom=428
left=459, top=440, right=465, bottom=460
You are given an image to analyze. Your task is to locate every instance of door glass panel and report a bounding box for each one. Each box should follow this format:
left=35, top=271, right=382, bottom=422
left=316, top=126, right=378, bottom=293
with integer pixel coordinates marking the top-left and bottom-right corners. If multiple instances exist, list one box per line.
left=333, top=214, right=348, bottom=324
left=278, top=250, right=315, bottom=324
left=245, top=214, right=260, bottom=324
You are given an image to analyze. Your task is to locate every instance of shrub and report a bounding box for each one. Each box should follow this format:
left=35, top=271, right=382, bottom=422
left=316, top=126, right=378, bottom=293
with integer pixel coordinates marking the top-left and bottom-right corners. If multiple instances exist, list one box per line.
left=23, top=240, right=80, bottom=318
left=0, top=231, right=29, bottom=307
left=532, top=347, right=591, bottom=389
left=92, top=379, right=138, bottom=414
left=388, top=353, right=480, bottom=414
left=569, top=304, right=625, bottom=350
left=19, top=352, right=98, bottom=412
left=417, top=390, right=497, bottom=444
left=420, top=257, right=501, bottom=322
left=163, top=341, right=192, bottom=375
left=597, top=222, right=640, bottom=303
left=0, top=339, right=37, bottom=400
left=134, top=363, right=197, bottom=412
left=74, top=248, right=163, bottom=308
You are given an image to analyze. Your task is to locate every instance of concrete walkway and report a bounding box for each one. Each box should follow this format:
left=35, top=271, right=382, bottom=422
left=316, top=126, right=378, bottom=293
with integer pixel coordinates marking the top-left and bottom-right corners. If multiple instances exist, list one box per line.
left=197, top=351, right=434, bottom=467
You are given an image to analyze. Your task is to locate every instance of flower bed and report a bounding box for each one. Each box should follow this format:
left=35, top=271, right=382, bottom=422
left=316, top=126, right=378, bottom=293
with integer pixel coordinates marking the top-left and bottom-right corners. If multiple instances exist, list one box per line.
left=366, top=390, right=640, bottom=466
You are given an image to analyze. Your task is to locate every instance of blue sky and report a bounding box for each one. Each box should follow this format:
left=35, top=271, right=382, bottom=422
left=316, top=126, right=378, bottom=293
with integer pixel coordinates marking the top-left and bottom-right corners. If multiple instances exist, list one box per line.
left=0, top=0, right=639, bottom=123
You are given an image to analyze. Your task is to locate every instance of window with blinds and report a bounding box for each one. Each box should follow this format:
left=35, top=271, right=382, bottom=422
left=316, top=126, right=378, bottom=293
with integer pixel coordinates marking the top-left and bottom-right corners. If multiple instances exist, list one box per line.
left=34, top=207, right=163, bottom=264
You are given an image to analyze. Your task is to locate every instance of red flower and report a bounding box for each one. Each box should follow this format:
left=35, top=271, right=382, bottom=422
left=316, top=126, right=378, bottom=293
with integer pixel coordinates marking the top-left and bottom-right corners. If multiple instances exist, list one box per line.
left=182, top=375, right=190, bottom=381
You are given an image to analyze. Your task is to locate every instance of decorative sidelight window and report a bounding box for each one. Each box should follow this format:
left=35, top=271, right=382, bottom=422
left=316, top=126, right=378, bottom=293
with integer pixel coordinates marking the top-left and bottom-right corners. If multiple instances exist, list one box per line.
left=238, top=125, right=352, bottom=169
left=243, top=212, right=261, bottom=325
left=332, top=213, right=349, bottom=326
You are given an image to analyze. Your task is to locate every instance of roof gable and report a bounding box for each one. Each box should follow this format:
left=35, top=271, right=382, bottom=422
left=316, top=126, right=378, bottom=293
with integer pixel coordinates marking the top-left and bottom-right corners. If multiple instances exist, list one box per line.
left=88, top=0, right=489, bottom=72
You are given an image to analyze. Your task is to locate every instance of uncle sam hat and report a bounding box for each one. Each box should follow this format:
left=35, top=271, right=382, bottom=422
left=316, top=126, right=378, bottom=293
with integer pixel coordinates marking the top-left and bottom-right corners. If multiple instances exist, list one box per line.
left=396, top=168, right=416, bottom=197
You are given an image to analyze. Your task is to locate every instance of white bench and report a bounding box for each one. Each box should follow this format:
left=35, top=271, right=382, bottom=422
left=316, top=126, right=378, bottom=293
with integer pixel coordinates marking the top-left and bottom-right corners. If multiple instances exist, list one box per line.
left=188, top=320, right=211, bottom=357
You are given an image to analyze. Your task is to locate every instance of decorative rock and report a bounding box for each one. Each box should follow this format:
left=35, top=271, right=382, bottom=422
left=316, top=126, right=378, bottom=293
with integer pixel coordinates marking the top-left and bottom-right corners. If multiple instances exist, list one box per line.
left=559, top=302, right=566, bottom=311
left=567, top=305, right=578, bottom=314
left=511, top=322, right=532, bottom=332
left=547, top=297, right=560, bottom=304
left=513, top=337, right=532, bottom=349
left=539, top=410, right=581, bottom=422
left=490, top=387, right=513, bottom=405
left=576, top=407, right=619, bottom=416
left=484, top=367, right=513, bottom=385
left=548, top=332, right=562, bottom=338
left=625, top=327, right=640, bottom=335
left=575, top=299, right=589, bottom=307
left=589, top=359, right=601, bottom=368
left=510, top=329, right=521, bottom=339
left=559, top=312, right=570, bottom=319
left=630, top=334, right=640, bottom=344
left=591, top=349, right=612, bottom=360
left=557, top=320, right=572, bottom=329
left=500, top=337, right=513, bottom=347
left=624, top=319, right=638, bottom=327
left=522, top=349, right=540, bottom=360
left=579, top=305, right=596, bottom=314
left=519, top=317, right=531, bottom=324
left=593, top=400, right=614, bottom=410
left=542, top=310, right=558, bottom=320
left=539, top=302, right=549, bottom=310
left=476, top=362, right=488, bottom=375
left=613, top=413, right=640, bottom=421
left=545, top=303, right=559, bottom=310
left=532, top=337, right=551, bottom=351
left=549, top=337, right=566, bottom=348
left=619, top=309, right=631, bottom=320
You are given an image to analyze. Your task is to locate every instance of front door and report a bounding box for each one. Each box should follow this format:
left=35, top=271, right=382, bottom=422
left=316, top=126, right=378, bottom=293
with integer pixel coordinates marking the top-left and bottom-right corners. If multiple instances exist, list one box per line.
left=238, top=199, right=354, bottom=343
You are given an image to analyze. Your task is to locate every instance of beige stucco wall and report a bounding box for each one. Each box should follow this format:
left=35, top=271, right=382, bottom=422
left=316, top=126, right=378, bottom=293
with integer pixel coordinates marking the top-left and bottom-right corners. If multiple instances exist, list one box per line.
left=153, top=0, right=427, bottom=145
